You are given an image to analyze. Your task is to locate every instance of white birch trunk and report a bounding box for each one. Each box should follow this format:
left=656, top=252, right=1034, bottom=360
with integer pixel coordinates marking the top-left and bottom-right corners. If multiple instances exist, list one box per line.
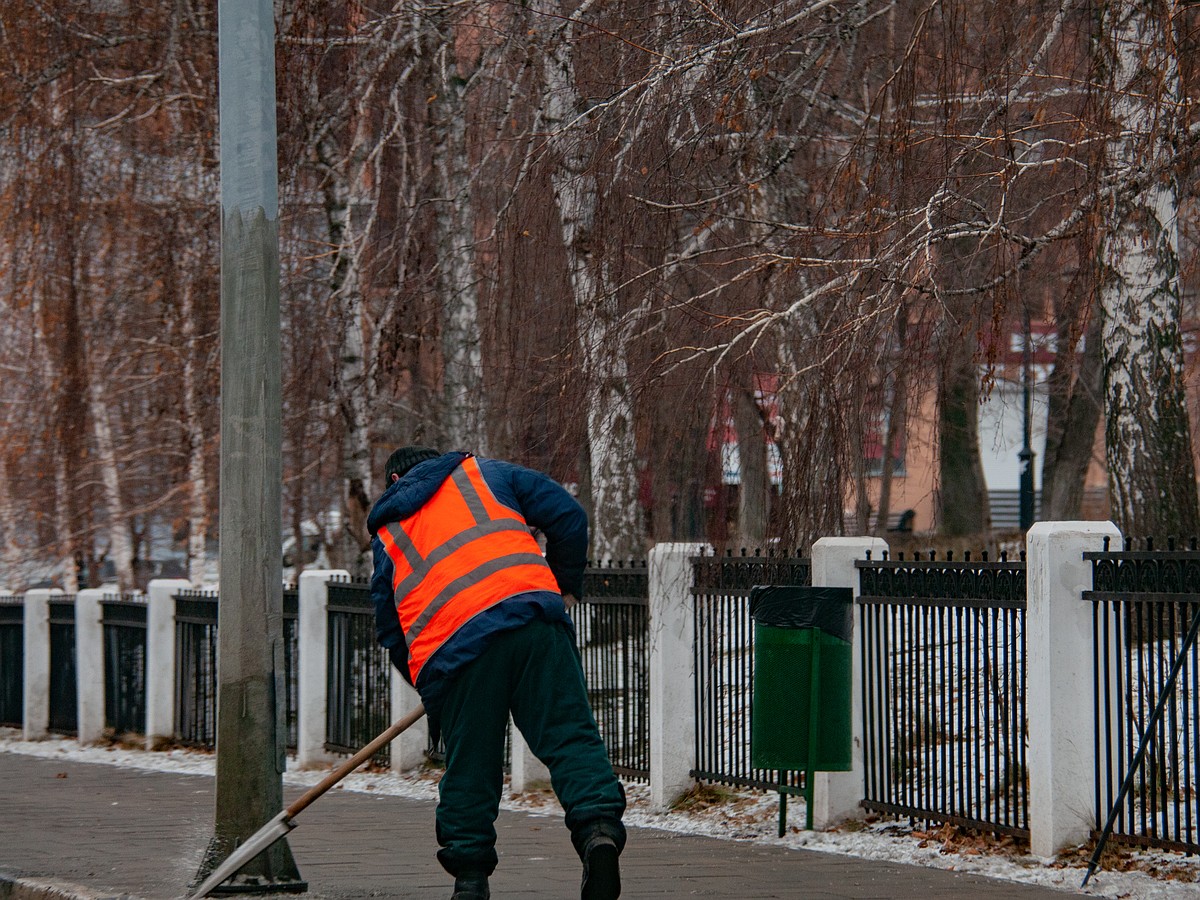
left=539, top=1, right=642, bottom=562
left=53, top=455, right=78, bottom=593
left=322, top=152, right=374, bottom=576
left=433, top=64, right=487, bottom=454
left=87, top=372, right=134, bottom=591
left=1098, top=0, right=1198, bottom=536
left=340, top=288, right=373, bottom=573
left=50, top=458, right=78, bottom=600
left=180, top=280, right=208, bottom=585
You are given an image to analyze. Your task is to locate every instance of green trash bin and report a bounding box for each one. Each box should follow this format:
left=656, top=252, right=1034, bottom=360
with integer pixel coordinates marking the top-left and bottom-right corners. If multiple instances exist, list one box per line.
left=749, top=585, right=854, bottom=831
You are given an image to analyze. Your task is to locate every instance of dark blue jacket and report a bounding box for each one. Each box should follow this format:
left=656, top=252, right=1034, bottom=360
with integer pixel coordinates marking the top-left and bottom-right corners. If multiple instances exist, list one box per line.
left=367, top=452, right=587, bottom=712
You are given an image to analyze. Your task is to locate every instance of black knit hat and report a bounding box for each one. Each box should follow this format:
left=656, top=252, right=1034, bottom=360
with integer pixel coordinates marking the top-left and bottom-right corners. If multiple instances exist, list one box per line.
left=384, top=446, right=441, bottom=481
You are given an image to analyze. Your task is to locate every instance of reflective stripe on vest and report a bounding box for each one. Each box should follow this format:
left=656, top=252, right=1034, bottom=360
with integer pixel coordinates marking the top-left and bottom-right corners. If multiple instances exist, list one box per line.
left=380, top=457, right=560, bottom=682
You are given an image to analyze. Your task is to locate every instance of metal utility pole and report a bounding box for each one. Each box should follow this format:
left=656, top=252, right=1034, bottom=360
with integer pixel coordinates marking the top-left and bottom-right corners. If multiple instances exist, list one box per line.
left=1018, top=306, right=1036, bottom=531
left=193, top=0, right=304, bottom=892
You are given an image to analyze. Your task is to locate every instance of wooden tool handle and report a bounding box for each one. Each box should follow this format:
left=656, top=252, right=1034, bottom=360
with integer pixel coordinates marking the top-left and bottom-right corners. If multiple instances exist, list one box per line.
left=286, top=704, right=426, bottom=819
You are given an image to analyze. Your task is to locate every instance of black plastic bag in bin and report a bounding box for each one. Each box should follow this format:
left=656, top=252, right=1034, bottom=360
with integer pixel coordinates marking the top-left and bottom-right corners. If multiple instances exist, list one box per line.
left=749, top=585, right=853, bottom=640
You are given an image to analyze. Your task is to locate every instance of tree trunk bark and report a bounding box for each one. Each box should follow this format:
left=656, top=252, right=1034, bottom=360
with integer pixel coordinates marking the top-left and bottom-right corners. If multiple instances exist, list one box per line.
left=53, top=455, right=78, bottom=593
left=1041, top=306, right=1103, bottom=520
left=938, top=331, right=989, bottom=536
left=180, top=278, right=210, bottom=586
left=36, top=125, right=83, bottom=592
left=1098, top=0, right=1198, bottom=539
left=874, top=308, right=909, bottom=535
left=432, top=34, right=487, bottom=454
left=777, top=337, right=847, bottom=551
left=321, top=152, right=374, bottom=576
left=538, top=1, right=642, bottom=562
left=733, top=386, right=768, bottom=549
left=87, top=371, right=135, bottom=590
left=0, top=450, right=20, bottom=581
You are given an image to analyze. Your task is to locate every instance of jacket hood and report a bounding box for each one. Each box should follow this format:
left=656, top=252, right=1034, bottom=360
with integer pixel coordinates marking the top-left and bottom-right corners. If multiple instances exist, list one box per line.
left=367, top=451, right=469, bottom=535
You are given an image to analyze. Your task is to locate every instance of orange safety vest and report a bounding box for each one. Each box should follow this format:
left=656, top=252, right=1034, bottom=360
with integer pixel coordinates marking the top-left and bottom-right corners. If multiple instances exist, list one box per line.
left=376, top=457, right=561, bottom=683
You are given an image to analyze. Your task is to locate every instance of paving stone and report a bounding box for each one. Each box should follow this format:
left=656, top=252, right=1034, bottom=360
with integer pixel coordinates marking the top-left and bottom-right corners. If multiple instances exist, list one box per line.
left=0, top=754, right=1067, bottom=899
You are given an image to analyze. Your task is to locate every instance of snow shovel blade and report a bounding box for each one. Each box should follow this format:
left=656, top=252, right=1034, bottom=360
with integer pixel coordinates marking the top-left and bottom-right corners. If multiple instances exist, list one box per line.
left=188, top=810, right=295, bottom=899
left=186, top=706, right=425, bottom=899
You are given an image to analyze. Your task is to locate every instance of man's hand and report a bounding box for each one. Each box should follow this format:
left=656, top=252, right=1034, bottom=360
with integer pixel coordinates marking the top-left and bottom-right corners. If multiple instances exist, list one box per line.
left=563, top=593, right=578, bottom=611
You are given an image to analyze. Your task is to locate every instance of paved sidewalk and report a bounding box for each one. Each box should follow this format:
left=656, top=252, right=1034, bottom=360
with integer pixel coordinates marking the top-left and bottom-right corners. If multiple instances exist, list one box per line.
left=0, top=753, right=1070, bottom=899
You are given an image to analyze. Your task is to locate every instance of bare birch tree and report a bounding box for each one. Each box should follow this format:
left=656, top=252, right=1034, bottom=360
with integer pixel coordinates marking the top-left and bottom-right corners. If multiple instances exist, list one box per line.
left=1097, top=0, right=1199, bottom=537
left=427, top=4, right=488, bottom=454
left=533, top=0, right=642, bottom=561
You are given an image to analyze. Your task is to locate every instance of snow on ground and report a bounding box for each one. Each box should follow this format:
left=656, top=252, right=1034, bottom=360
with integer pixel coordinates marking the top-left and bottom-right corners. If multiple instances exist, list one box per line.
left=2, top=730, right=1197, bottom=899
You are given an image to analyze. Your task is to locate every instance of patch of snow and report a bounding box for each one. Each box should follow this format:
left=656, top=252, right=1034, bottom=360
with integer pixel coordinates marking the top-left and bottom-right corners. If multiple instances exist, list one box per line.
left=2, top=729, right=1196, bottom=898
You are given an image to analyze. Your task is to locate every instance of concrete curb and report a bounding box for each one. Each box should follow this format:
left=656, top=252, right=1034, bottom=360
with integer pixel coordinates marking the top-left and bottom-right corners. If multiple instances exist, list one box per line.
left=0, top=873, right=146, bottom=900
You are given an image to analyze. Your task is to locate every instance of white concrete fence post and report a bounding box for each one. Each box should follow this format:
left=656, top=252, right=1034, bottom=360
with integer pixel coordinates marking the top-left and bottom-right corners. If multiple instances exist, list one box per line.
left=649, top=542, right=709, bottom=810
left=390, top=663, right=428, bottom=773
left=145, top=578, right=193, bottom=750
left=810, top=536, right=887, bottom=830
left=22, top=588, right=59, bottom=740
left=74, top=589, right=106, bottom=744
left=509, top=719, right=551, bottom=794
left=296, top=569, right=347, bottom=769
left=1027, top=520, right=1121, bottom=858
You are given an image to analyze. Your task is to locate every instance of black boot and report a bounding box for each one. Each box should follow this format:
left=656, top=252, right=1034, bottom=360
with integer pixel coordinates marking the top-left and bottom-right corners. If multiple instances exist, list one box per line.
left=580, top=832, right=621, bottom=900
left=450, top=872, right=490, bottom=900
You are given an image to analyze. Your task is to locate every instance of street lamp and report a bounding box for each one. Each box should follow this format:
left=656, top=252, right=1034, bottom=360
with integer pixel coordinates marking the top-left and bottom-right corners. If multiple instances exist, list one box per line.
left=1019, top=306, right=1035, bottom=530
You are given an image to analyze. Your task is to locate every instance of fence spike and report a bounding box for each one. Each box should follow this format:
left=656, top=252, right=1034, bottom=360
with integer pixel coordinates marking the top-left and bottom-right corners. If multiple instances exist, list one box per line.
left=1103, top=536, right=1111, bottom=551
left=865, top=549, right=872, bottom=560
left=882, top=550, right=889, bottom=561
left=1000, top=550, right=1008, bottom=562
left=1147, top=536, right=1154, bottom=552
left=947, top=550, right=954, bottom=561
left=1169, top=536, right=1176, bottom=552
left=1020, top=550, right=1027, bottom=562
left=964, top=550, right=971, bottom=562
left=1124, top=536, right=1133, bottom=552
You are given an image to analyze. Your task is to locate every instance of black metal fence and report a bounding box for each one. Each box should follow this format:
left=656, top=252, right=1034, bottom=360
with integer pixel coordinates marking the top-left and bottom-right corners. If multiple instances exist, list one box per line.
left=102, top=596, right=147, bottom=737
left=282, top=586, right=300, bottom=750
left=0, top=596, right=22, bottom=727
left=326, top=579, right=391, bottom=766
left=691, top=550, right=812, bottom=793
left=1087, top=538, right=1200, bottom=854
left=49, top=598, right=77, bottom=735
left=857, top=551, right=1029, bottom=837
left=174, top=591, right=218, bottom=747
left=579, top=561, right=649, bottom=781
left=173, top=588, right=300, bottom=751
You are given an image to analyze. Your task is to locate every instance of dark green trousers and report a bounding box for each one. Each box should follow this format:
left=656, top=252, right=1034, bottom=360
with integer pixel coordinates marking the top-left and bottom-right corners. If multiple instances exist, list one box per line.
left=435, top=618, right=627, bottom=876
